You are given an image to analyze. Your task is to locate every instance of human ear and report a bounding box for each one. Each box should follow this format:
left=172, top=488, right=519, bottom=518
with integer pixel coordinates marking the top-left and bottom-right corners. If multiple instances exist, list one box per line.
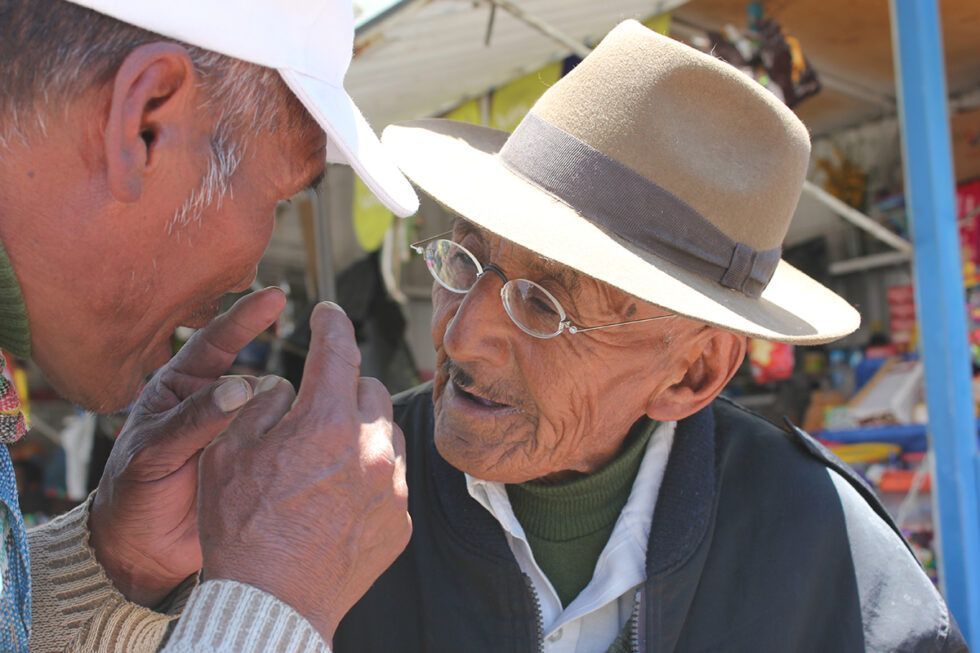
left=645, top=328, right=747, bottom=422
left=104, top=43, right=197, bottom=203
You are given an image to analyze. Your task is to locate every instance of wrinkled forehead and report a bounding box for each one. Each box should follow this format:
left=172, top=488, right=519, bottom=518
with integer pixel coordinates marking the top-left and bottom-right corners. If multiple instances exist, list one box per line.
left=448, top=218, right=668, bottom=322
left=451, top=218, right=580, bottom=288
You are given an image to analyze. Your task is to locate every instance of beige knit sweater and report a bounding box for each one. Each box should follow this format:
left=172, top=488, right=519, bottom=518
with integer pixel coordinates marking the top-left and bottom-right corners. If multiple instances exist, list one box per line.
left=28, top=496, right=329, bottom=652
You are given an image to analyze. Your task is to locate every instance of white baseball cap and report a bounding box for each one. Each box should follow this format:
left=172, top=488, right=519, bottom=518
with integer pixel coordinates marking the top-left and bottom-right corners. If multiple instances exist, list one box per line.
left=63, top=0, right=419, bottom=217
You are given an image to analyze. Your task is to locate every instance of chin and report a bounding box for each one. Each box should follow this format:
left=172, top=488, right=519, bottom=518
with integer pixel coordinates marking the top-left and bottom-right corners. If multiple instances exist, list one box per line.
left=47, top=372, right=137, bottom=414
left=433, top=422, right=538, bottom=485
left=40, top=347, right=148, bottom=414
left=434, top=430, right=492, bottom=479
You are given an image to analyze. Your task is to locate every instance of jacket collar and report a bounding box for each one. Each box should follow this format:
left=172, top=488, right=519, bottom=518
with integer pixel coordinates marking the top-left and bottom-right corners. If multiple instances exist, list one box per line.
left=647, top=403, right=717, bottom=575
left=642, top=403, right=718, bottom=652
left=428, top=402, right=719, bottom=576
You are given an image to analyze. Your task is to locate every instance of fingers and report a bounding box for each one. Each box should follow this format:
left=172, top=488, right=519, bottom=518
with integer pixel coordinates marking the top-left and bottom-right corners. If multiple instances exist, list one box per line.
left=357, top=377, right=393, bottom=423
left=390, top=423, right=408, bottom=505
left=357, top=379, right=404, bottom=501
left=295, top=302, right=361, bottom=416
left=212, top=376, right=255, bottom=413
left=224, top=376, right=297, bottom=442
left=170, top=288, right=286, bottom=380
left=390, top=420, right=406, bottom=463
left=137, top=376, right=255, bottom=468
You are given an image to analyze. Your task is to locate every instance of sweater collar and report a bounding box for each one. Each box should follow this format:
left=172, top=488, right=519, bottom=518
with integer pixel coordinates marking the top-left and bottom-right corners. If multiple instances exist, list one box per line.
left=428, top=396, right=720, bottom=577
left=0, top=241, right=30, bottom=358
left=505, top=419, right=657, bottom=541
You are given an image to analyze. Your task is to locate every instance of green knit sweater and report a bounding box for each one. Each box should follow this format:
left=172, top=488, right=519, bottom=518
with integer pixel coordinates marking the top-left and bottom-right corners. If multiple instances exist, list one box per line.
left=507, top=419, right=655, bottom=608
left=0, top=240, right=30, bottom=357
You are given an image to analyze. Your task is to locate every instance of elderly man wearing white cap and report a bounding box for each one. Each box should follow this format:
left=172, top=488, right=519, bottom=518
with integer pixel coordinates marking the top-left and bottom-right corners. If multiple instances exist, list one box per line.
left=0, top=0, right=416, bottom=651
left=331, top=21, right=966, bottom=653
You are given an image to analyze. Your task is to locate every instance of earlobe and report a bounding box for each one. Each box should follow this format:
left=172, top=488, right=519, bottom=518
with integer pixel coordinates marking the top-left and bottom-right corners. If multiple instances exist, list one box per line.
left=104, top=43, right=196, bottom=204
left=645, top=329, right=747, bottom=422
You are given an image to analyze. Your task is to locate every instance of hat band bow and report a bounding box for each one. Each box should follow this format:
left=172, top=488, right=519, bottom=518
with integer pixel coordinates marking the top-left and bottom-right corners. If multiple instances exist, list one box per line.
left=498, top=114, right=781, bottom=299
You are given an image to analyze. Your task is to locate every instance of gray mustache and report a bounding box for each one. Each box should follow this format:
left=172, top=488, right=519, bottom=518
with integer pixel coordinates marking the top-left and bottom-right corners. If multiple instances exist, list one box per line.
left=443, top=359, right=519, bottom=409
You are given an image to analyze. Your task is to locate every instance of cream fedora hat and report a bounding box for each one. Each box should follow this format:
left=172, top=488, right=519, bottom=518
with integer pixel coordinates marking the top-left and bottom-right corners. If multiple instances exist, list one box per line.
left=382, top=20, right=860, bottom=344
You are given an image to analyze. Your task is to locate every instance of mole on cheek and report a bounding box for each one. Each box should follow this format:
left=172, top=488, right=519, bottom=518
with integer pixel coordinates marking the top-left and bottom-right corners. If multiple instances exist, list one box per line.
left=26, top=171, right=35, bottom=179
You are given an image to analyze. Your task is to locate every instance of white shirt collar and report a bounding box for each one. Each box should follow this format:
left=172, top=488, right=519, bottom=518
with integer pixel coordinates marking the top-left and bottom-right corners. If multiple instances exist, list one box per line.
left=465, top=420, right=676, bottom=635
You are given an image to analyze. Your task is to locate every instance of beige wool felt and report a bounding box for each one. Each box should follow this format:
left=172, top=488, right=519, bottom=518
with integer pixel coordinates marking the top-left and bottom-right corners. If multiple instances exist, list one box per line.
left=382, top=20, right=860, bottom=344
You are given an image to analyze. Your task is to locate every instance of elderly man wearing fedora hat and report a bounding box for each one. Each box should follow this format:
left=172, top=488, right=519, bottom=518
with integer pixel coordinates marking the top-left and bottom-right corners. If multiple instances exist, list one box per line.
left=331, top=21, right=966, bottom=653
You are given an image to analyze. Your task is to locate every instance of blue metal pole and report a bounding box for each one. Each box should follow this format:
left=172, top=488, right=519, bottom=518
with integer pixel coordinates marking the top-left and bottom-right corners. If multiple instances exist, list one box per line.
left=889, top=0, right=980, bottom=644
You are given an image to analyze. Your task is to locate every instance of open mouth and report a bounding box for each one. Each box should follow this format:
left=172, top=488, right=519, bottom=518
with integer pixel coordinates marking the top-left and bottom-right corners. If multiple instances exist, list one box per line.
left=452, top=378, right=512, bottom=410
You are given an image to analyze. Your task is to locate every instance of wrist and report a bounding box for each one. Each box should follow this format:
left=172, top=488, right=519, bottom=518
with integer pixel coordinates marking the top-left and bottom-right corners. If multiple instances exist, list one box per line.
left=202, top=565, right=338, bottom=642
left=88, top=495, right=182, bottom=608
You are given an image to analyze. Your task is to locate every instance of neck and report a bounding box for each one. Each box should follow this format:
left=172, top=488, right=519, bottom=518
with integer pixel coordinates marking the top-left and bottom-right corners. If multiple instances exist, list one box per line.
left=0, top=158, right=66, bottom=363
left=0, top=148, right=115, bottom=407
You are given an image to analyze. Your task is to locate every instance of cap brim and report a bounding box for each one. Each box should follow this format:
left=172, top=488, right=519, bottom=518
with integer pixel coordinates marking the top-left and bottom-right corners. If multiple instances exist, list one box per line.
left=280, top=70, right=419, bottom=218
left=383, top=119, right=861, bottom=345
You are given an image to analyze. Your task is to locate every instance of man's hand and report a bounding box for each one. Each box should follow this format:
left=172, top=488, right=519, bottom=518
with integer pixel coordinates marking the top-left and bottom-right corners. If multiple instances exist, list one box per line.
left=89, top=288, right=287, bottom=607
left=198, top=302, right=411, bottom=643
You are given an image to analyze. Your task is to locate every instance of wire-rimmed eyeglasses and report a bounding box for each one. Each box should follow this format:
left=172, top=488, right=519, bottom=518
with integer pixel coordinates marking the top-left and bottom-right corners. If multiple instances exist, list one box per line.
left=411, top=232, right=675, bottom=339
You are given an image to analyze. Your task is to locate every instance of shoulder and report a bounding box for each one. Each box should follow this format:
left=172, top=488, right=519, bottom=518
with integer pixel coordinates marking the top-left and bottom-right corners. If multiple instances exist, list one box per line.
left=712, top=395, right=876, bottom=505
left=708, top=396, right=963, bottom=651
left=708, top=395, right=857, bottom=543
left=711, top=394, right=895, bottom=535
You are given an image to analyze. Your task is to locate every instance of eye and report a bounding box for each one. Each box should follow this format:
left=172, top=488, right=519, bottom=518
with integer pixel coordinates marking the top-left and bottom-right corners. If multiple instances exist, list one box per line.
left=451, top=251, right=474, bottom=266
left=529, top=295, right=559, bottom=316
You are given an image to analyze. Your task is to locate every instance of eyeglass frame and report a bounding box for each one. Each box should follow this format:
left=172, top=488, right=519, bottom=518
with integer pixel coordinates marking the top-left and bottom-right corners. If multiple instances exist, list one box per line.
left=410, top=231, right=675, bottom=339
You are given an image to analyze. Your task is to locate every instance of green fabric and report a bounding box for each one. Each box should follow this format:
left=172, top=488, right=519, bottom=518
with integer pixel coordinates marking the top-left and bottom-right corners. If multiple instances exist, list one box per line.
left=506, top=419, right=656, bottom=608
left=0, top=241, right=29, bottom=358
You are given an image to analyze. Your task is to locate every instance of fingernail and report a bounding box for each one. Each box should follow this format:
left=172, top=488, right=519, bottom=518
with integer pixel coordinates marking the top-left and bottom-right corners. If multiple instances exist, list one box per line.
left=255, top=375, right=281, bottom=395
left=321, top=300, right=346, bottom=316
left=213, top=377, right=252, bottom=413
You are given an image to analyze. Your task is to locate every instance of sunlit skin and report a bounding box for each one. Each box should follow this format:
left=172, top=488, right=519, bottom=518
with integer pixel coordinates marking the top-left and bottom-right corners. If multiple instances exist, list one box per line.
left=430, top=220, right=748, bottom=484
left=0, top=44, right=324, bottom=412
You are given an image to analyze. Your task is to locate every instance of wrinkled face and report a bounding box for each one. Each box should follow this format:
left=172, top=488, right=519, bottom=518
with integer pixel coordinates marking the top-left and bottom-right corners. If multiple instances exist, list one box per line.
left=431, top=221, right=694, bottom=483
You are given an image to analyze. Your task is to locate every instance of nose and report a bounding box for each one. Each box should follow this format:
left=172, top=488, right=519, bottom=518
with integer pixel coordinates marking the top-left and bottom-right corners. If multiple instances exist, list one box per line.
left=442, top=269, right=512, bottom=368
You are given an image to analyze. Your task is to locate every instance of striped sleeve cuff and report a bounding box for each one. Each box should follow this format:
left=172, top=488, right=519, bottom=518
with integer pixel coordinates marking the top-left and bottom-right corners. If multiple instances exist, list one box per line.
left=28, top=495, right=191, bottom=652
left=162, top=580, right=330, bottom=653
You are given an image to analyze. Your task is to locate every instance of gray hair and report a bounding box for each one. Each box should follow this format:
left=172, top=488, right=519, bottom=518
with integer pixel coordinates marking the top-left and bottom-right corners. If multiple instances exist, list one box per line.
left=0, top=0, right=313, bottom=227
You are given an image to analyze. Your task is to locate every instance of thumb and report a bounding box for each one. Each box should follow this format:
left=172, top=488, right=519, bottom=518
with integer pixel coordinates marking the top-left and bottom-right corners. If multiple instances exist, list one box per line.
left=146, top=376, right=255, bottom=466
left=212, top=376, right=255, bottom=414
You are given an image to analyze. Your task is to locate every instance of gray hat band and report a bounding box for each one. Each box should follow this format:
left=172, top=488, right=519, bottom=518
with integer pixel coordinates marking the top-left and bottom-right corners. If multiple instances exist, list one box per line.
left=498, top=114, right=781, bottom=299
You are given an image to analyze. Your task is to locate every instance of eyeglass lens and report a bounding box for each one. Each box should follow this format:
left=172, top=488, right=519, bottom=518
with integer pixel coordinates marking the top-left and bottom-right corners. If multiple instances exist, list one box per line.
left=424, top=239, right=480, bottom=292
left=501, top=280, right=565, bottom=338
left=424, top=240, right=566, bottom=338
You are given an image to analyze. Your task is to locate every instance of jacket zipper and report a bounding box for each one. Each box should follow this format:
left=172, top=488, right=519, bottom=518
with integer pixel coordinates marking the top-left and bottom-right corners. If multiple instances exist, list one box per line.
left=630, top=588, right=641, bottom=652
left=522, top=574, right=545, bottom=653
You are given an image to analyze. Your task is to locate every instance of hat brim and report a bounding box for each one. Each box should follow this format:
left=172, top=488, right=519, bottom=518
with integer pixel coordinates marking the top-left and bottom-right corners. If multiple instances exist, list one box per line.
left=382, top=119, right=860, bottom=344
left=279, top=70, right=419, bottom=218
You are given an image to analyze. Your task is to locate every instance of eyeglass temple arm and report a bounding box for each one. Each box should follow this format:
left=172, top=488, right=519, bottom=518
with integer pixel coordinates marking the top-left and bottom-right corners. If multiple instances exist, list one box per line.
left=567, top=314, right=676, bottom=334
left=410, top=230, right=456, bottom=253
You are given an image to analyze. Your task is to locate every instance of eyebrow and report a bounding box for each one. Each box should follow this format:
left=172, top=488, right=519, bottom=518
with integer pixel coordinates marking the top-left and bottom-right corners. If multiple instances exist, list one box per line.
left=453, top=218, right=582, bottom=298
left=453, top=218, right=482, bottom=241
left=538, top=260, right=581, bottom=298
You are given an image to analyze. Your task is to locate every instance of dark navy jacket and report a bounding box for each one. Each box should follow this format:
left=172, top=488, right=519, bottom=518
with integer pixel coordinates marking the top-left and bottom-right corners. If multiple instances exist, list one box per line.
left=335, top=383, right=967, bottom=652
